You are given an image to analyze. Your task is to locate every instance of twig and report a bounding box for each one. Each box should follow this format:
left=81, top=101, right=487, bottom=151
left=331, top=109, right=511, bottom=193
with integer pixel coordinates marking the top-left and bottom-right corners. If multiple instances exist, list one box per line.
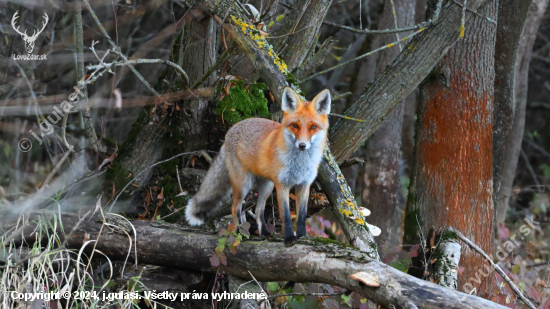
left=61, top=110, right=71, bottom=150
left=158, top=205, right=187, bottom=221
left=388, top=0, right=402, bottom=51
left=339, top=157, right=365, bottom=169
left=292, top=0, right=312, bottom=33
left=259, top=0, right=277, bottom=21
left=329, top=113, right=367, bottom=122
left=416, top=215, right=428, bottom=280
left=323, top=20, right=428, bottom=34
left=526, top=261, right=550, bottom=268
left=332, top=91, right=352, bottom=101
left=0, top=248, right=66, bottom=269
left=299, top=28, right=425, bottom=83
left=460, top=0, right=467, bottom=38
left=176, top=167, right=184, bottom=194
left=432, top=0, right=444, bottom=22
left=86, top=56, right=189, bottom=85
left=109, top=151, right=212, bottom=212
left=266, top=25, right=312, bottom=39
left=199, top=150, right=213, bottom=163
left=81, top=0, right=161, bottom=97
left=224, top=278, right=256, bottom=309
left=523, top=137, right=550, bottom=161
left=39, top=147, right=74, bottom=192
left=75, top=0, right=102, bottom=153
left=61, top=209, right=92, bottom=247
left=521, top=149, right=542, bottom=192
left=450, top=227, right=537, bottom=309
left=451, top=0, right=497, bottom=25
left=248, top=271, right=271, bottom=307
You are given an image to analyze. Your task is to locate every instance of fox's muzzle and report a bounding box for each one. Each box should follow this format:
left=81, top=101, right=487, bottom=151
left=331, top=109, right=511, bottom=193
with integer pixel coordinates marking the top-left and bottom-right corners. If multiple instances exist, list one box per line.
left=295, top=140, right=311, bottom=151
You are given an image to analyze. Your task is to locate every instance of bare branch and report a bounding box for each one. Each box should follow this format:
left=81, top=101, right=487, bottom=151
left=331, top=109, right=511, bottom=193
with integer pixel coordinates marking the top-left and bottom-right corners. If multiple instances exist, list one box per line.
left=451, top=227, right=537, bottom=309
left=322, top=20, right=428, bottom=34
left=81, top=0, right=162, bottom=97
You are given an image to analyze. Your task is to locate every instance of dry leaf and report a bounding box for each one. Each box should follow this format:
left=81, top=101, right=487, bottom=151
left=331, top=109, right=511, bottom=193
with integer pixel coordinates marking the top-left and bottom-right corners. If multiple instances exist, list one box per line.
left=144, top=187, right=151, bottom=206
left=349, top=272, right=380, bottom=287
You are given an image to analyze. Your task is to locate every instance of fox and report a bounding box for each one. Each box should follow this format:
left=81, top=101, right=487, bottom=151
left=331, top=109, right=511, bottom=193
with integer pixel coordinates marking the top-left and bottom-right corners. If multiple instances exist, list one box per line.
left=185, top=87, right=331, bottom=246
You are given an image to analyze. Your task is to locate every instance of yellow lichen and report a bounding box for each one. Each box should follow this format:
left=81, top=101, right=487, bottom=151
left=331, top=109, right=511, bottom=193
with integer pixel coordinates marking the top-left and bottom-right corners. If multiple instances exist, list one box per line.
left=231, top=15, right=290, bottom=75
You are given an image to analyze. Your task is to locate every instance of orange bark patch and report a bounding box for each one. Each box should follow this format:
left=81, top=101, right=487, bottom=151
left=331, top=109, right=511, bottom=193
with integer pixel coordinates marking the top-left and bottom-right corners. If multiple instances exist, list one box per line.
left=415, top=75, right=494, bottom=294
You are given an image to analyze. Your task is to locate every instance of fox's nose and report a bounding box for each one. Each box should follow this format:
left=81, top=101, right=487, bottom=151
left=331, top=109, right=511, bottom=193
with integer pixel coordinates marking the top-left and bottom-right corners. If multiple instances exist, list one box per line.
left=298, top=143, right=307, bottom=151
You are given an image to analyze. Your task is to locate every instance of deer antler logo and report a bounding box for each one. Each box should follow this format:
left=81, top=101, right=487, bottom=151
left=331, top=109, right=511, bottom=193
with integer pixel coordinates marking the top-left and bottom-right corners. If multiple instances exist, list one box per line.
left=11, top=11, right=49, bottom=54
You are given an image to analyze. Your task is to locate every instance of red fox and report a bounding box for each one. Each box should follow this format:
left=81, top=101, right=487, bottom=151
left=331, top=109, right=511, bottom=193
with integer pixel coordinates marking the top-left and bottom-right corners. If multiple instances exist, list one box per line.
left=185, top=87, right=331, bottom=246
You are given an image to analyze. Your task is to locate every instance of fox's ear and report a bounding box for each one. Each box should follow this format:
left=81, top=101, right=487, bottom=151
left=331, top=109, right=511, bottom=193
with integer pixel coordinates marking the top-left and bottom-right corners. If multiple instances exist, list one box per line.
left=281, top=87, right=300, bottom=113
left=312, top=89, right=331, bottom=115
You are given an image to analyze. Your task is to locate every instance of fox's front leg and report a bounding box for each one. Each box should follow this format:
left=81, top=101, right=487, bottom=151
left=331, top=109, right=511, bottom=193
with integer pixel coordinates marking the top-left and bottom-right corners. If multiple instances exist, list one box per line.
left=295, top=183, right=310, bottom=238
left=275, top=184, right=296, bottom=246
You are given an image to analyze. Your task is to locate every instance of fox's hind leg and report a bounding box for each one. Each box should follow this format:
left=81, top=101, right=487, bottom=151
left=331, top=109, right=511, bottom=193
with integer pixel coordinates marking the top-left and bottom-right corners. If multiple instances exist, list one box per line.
left=229, top=172, right=254, bottom=226
left=255, top=178, right=274, bottom=236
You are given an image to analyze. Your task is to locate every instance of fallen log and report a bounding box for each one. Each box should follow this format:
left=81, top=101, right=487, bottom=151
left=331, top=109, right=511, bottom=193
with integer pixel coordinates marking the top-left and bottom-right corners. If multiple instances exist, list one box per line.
left=1, top=213, right=509, bottom=309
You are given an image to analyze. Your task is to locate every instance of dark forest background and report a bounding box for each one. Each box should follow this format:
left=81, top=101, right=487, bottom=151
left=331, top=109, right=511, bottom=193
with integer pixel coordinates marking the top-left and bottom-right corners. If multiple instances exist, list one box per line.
left=1, top=0, right=550, bottom=308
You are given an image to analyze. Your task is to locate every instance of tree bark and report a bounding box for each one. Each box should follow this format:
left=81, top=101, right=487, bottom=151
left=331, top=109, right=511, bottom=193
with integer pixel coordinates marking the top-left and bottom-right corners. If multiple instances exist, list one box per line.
left=403, top=1, right=498, bottom=298
left=1, top=212, right=511, bottom=309
left=271, top=0, right=332, bottom=71
left=359, top=0, right=415, bottom=249
left=104, top=11, right=219, bottom=212
left=328, top=0, right=491, bottom=162
left=495, top=0, right=550, bottom=224
left=493, top=0, right=533, bottom=224
left=429, top=228, right=461, bottom=289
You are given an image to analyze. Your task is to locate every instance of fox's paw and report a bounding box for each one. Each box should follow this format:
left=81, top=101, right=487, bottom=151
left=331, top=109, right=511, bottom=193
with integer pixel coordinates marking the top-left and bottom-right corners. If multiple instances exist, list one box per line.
left=284, top=236, right=298, bottom=247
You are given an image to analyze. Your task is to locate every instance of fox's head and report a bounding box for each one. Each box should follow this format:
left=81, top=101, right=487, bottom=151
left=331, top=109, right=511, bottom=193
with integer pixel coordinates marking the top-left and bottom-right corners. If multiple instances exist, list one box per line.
left=281, top=87, right=331, bottom=151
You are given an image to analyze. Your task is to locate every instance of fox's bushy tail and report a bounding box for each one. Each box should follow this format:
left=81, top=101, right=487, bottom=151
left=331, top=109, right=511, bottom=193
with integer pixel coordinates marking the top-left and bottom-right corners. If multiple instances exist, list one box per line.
left=185, top=146, right=232, bottom=225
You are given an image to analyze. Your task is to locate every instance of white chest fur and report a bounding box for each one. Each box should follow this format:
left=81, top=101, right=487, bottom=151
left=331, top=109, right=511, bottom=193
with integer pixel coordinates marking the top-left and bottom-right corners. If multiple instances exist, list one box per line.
left=277, top=140, right=324, bottom=186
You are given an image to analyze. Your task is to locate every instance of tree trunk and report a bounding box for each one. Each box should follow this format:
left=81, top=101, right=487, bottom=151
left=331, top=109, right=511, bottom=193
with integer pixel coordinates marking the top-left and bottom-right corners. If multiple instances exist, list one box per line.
left=104, top=11, right=219, bottom=212
left=495, top=0, right=550, bottom=224
left=403, top=1, right=498, bottom=298
left=1, top=212, right=511, bottom=309
left=359, top=0, right=415, bottom=249
left=493, top=0, right=533, bottom=224
left=271, top=0, right=331, bottom=71
left=328, top=0, right=491, bottom=162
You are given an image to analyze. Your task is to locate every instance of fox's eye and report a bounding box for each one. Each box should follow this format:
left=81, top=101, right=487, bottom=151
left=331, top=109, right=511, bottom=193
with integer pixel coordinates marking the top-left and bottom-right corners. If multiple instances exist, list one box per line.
left=291, top=123, right=299, bottom=129
left=310, top=125, right=317, bottom=130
